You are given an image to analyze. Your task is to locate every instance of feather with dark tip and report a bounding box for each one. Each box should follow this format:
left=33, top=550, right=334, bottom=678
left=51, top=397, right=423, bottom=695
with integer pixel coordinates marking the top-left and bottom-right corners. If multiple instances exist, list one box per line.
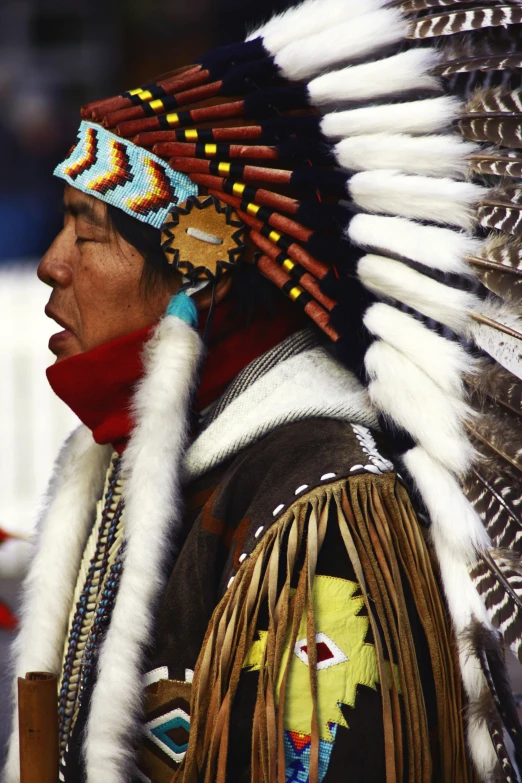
left=400, top=0, right=509, bottom=10
left=465, top=620, right=522, bottom=772
left=435, top=54, right=522, bottom=77
left=467, top=400, right=522, bottom=474
left=464, top=467, right=522, bottom=553
left=468, top=233, right=522, bottom=299
left=468, top=149, right=522, bottom=178
left=479, top=186, right=522, bottom=235
left=409, top=7, right=522, bottom=40
left=460, top=116, right=522, bottom=148
left=467, top=357, right=522, bottom=416
left=467, top=88, right=522, bottom=114
left=470, top=551, right=522, bottom=662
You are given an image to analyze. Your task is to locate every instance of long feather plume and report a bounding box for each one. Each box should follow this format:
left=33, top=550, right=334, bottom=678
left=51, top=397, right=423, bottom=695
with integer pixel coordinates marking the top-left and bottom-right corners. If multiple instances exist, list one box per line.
left=468, top=148, right=522, bottom=178
left=435, top=54, right=522, bottom=77
left=468, top=234, right=522, bottom=301
left=409, top=6, right=522, bottom=40
left=479, top=185, right=522, bottom=235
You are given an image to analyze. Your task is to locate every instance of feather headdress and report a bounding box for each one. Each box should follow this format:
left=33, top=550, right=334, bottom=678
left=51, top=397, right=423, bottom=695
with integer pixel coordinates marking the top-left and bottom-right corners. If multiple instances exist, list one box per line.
left=54, top=1, right=522, bottom=779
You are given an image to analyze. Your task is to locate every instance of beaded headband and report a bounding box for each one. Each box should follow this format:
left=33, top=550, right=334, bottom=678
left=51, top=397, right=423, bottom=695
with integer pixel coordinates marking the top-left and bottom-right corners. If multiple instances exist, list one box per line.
left=54, top=121, right=198, bottom=230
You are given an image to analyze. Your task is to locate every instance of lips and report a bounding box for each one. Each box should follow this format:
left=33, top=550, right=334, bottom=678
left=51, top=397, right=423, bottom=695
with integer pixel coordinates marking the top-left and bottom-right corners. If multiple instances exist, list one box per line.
left=45, top=304, right=76, bottom=355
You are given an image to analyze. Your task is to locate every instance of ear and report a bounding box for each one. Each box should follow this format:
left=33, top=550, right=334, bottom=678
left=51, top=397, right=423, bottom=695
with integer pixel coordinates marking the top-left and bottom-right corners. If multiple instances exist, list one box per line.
left=194, top=274, right=233, bottom=310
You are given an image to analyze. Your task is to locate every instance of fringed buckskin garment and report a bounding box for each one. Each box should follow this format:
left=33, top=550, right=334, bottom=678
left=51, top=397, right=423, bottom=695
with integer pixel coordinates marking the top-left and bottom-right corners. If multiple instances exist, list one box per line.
left=5, top=331, right=474, bottom=783
left=6, top=0, right=522, bottom=780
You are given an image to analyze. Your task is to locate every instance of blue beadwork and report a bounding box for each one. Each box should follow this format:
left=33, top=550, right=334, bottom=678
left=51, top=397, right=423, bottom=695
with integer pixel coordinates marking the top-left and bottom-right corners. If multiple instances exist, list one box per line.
left=54, top=121, right=198, bottom=230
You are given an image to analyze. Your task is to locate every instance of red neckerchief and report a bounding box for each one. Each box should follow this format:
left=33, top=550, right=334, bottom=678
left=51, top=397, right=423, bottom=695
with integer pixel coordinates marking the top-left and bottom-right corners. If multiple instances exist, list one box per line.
left=47, top=299, right=304, bottom=454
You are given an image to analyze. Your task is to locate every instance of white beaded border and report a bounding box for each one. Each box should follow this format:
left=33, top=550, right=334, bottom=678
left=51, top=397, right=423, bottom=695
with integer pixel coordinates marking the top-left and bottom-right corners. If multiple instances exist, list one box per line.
left=226, top=470, right=339, bottom=588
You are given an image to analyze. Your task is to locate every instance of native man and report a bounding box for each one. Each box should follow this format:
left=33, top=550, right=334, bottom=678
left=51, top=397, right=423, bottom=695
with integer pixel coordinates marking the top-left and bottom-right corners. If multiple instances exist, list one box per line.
left=4, top=1, right=522, bottom=781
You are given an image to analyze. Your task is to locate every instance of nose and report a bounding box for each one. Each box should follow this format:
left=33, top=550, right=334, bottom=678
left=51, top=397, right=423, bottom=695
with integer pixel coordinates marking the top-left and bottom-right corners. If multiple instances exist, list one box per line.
left=37, top=230, right=73, bottom=288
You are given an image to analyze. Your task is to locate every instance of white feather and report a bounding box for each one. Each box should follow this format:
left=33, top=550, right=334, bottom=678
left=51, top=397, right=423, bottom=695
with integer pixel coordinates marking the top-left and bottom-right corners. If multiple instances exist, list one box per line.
left=427, top=527, right=498, bottom=779
left=404, top=447, right=490, bottom=558
left=309, top=48, right=441, bottom=106
left=334, top=133, right=477, bottom=178
left=471, top=298, right=522, bottom=381
left=363, top=303, right=475, bottom=396
left=274, top=8, right=409, bottom=81
left=365, top=342, right=475, bottom=475
left=348, top=214, right=481, bottom=275
left=349, top=170, right=487, bottom=229
left=85, top=315, right=202, bottom=783
left=247, top=0, right=387, bottom=52
left=3, top=428, right=111, bottom=783
left=321, top=96, right=463, bottom=138
left=357, top=254, right=479, bottom=332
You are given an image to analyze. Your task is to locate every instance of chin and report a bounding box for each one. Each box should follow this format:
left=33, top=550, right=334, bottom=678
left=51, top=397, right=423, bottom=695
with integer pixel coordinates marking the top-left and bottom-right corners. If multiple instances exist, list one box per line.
left=49, top=330, right=82, bottom=361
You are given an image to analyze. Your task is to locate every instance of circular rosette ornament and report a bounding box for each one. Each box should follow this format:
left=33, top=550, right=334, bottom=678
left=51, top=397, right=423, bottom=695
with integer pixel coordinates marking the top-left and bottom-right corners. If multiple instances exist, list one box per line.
left=161, top=195, right=245, bottom=285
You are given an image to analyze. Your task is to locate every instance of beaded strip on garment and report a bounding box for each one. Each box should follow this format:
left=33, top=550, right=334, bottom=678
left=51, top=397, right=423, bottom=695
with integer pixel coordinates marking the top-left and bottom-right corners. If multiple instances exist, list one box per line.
left=57, top=454, right=126, bottom=769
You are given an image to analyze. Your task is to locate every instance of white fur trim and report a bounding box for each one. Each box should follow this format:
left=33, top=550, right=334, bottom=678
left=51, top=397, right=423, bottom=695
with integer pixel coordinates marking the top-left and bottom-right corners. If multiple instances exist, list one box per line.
left=405, top=448, right=490, bottom=560
left=348, top=214, right=481, bottom=276
left=365, top=342, right=474, bottom=475
left=357, top=254, right=479, bottom=332
left=4, top=428, right=111, bottom=783
left=84, top=316, right=202, bottom=783
left=471, top=299, right=522, bottom=381
left=349, top=170, right=487, bottom=229
left=309, top=49, right=441, bottom=106
left=274, top=8, right=409, bottom=81
left=363, top=303, right=475, bottom=396
left=427, top=524, right=498, bottom=779
left=247, top=0, right=387, bottom=52
left=334, top=133, right=477, bottom=179
left=184, top=347, right=377, bottom=481
left=321, top=96, right=463, bottom=138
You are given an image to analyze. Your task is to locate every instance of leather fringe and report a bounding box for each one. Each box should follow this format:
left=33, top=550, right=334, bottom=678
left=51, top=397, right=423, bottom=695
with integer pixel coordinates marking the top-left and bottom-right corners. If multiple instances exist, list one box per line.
left=176, top=474, right=476, bottom=783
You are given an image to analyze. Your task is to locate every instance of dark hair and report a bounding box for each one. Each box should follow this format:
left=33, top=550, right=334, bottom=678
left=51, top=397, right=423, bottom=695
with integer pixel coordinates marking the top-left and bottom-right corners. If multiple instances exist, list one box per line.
left=106, top=202, right=289, bottom=323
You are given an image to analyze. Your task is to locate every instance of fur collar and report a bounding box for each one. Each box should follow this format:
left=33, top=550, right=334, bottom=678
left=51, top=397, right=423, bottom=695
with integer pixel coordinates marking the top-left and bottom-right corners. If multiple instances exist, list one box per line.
left=5, top=336, right=374, bottom=783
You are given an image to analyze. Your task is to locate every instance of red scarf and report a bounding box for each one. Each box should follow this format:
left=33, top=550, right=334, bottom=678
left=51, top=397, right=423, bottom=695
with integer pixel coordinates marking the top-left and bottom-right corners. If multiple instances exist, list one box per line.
left=47, top=300, right=304, bottom=454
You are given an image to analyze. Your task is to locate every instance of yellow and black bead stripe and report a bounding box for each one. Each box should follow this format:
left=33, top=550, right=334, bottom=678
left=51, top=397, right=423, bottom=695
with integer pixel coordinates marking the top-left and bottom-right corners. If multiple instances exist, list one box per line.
left=281, top=280, right=312, bottom=307
left=158, top=110, right=194, bottom=129
left=240, top=199, right=273, bottom=224
left=175, top=128, right=215, bottom=143
left=260, top=225, right=292, bottom=253
left=275, top=252, right=307, bottom=283
left=222, top=180, right=259, bottom=203
left=124, top=84, right=167, bottom=105
left=140, top=94, right=180, bottom=117
left=209, top=160, right=246, bottom=178
left=198, top=143, right=233, bottom=160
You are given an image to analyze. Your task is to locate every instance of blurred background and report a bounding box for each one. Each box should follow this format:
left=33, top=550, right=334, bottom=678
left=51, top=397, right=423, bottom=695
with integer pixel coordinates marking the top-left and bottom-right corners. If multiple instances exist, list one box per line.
left=0, top=0, right=288, bottom=757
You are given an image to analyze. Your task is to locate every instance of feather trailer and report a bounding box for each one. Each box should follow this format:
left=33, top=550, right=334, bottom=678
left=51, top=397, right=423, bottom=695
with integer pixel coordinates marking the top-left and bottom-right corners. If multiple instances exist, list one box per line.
left=435, top=54, right=522, bottom=78
left=470, top=550, right=522, bottom=664
left=409, top=6, right=522, bottom=40
left=479, top=185, right=522, bottom=235
left=365, top=340, right=475, bottom=474
left=464, top=620, right=522, bottom=778
left=399, top=0, right=515, bottom=11
left=460, top=88, right=522, bottom=148
left=357, top=253, right=479, bottom=332
left=468, top=148, right=522, bottom=179
left=274, top=8, right=409, bottom=81
left=464, top=464, right=522, bottom=554
left=467, top=357, right=522, bottom=417
left=466, top=397, right=522, bottom=476
left=334, top=132, right=477, bottom=178
left=308, top=48, right=442, bottom=106
left=349, top=170, right=487, bottom=229
left=247, top=0, right=387, bottom=52
left=349, top=213, right=481, bottom=274
left=320, top=96, right=463, bottom=138
left=471, top=315, right=522, bottom=381
left=467, top=234, right=522, bottom=303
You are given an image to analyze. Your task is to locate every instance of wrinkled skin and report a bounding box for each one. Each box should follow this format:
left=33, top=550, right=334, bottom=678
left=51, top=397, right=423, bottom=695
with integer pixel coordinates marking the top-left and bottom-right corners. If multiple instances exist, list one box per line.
left=39, top=185, right=229, bottom=362
left=38, top=186, right=178, bottom=362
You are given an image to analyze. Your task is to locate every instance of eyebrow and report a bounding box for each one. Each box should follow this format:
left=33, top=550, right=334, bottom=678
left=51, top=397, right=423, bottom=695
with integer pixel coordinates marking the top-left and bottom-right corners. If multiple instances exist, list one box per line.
left=62, top=198, right=106, bottom=229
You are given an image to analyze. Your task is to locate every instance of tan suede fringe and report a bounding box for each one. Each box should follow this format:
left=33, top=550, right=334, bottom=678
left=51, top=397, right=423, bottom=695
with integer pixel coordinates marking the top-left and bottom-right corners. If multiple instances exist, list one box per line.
left=175, top=474, right=474, bottom=783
